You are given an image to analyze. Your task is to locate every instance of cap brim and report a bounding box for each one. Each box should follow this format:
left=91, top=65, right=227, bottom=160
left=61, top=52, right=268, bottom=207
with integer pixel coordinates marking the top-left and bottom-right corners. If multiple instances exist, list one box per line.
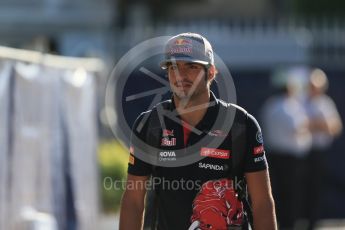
left=160, top=58, right=209, bottom=69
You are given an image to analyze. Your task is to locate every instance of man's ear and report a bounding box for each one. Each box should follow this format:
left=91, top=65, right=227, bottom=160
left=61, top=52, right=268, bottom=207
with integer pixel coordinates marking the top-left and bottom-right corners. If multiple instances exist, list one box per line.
left=208, top=65, right=217, bottom=81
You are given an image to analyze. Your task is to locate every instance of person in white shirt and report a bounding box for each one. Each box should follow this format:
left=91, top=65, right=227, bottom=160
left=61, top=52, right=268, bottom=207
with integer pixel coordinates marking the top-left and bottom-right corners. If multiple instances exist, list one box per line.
left=261, top=72, right=312, bottom=230
left=302, top=68, right=343, bottom=230
left=305, top=68, right=342, bottom=151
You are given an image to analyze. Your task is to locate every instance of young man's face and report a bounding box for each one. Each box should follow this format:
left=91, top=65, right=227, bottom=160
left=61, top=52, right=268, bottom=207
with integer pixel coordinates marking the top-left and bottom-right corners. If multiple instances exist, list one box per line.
left=167, top=61, right=210, bottom=100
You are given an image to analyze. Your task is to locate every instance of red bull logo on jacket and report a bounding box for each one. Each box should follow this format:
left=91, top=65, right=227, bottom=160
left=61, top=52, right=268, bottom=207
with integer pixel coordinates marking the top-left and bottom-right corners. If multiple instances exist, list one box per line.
left=161, top=138, right=176, bottom=146
left=162, top=129, right=174, bottom=137
left=189, top=179, right=244, bottom=230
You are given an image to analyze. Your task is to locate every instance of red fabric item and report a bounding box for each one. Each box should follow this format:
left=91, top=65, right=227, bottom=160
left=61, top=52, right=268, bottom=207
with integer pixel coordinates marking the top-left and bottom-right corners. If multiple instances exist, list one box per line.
left=182, top=121, right=192, bottom=146
left=190, top=179, right=244, bottom=229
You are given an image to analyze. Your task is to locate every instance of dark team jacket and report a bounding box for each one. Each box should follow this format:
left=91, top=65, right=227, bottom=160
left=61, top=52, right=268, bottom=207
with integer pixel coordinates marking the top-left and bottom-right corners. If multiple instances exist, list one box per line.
left=127, top=92, right=268, bottom=230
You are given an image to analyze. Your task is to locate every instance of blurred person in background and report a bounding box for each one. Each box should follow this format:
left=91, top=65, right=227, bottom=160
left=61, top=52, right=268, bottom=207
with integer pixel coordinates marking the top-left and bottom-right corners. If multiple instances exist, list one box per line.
left=261, top=68, right=312, bottom=230
left=301, top=68, right=343, bottom=230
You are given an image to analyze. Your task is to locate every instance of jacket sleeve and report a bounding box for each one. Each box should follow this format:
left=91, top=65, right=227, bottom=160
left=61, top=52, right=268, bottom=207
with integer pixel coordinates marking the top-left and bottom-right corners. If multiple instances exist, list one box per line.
left=127, top=112, right=154, bottom=176
left=244, top=113, right=268, bottom=172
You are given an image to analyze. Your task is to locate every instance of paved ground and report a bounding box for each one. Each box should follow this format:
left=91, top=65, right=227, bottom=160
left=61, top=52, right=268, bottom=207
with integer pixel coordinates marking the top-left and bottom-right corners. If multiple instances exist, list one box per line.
left=99, top=214, right=119, bottom=230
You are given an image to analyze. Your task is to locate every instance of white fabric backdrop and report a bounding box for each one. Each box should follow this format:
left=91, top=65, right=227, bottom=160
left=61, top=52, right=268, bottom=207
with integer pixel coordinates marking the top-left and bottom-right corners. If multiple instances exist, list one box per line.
left=10, top=63, right=58, bottom=229
left=0, top=57, right=100, bottom=230
left=0, top=61, right=13, bottom=230
left=62, top=69, right=99, bottom=230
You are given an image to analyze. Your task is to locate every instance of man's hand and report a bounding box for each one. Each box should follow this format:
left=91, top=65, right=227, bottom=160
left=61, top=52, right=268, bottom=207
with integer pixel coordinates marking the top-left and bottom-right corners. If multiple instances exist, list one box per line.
left=119, top=174, right=150, bottom=230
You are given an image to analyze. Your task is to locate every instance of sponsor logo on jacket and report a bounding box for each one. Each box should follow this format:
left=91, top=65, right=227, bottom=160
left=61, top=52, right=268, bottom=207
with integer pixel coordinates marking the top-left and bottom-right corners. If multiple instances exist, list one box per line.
left=129, top=154, right=135, bottom=165
left=253, top=145, right=264, bottom=155
left=199, top=163, right=225, bottom=171
left=200, top=147, right=230, bottom=159
left=159, top=151, right=176, bottom=161
left=161, top=138, right=176, bottom=146
left=162, top=129, right=174, bottom=137
left=190, top=179, right=244, bottom=229
left=207, top=130, right=227, bottom=137
left=256, top=131, right=263, bottom=144
left=254, top=156, right=265, bottom=163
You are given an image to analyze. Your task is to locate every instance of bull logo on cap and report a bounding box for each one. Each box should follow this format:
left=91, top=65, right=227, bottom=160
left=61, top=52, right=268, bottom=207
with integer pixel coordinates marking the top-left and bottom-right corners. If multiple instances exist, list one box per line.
left=174, top=38, right=192, bottom=46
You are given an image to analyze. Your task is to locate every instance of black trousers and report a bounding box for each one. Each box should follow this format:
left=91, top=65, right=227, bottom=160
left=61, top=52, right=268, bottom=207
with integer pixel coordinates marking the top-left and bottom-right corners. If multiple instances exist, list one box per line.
left=300, top=149, right=326, bottom=230
left=268, top=150, right=326, bottom=230
left=268, top=153, right=305, bottom=230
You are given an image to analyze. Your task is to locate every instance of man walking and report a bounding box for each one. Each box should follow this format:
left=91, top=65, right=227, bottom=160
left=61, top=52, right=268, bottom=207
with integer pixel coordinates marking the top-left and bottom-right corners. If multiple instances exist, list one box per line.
left=119, top=32, right=277, bottom=230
